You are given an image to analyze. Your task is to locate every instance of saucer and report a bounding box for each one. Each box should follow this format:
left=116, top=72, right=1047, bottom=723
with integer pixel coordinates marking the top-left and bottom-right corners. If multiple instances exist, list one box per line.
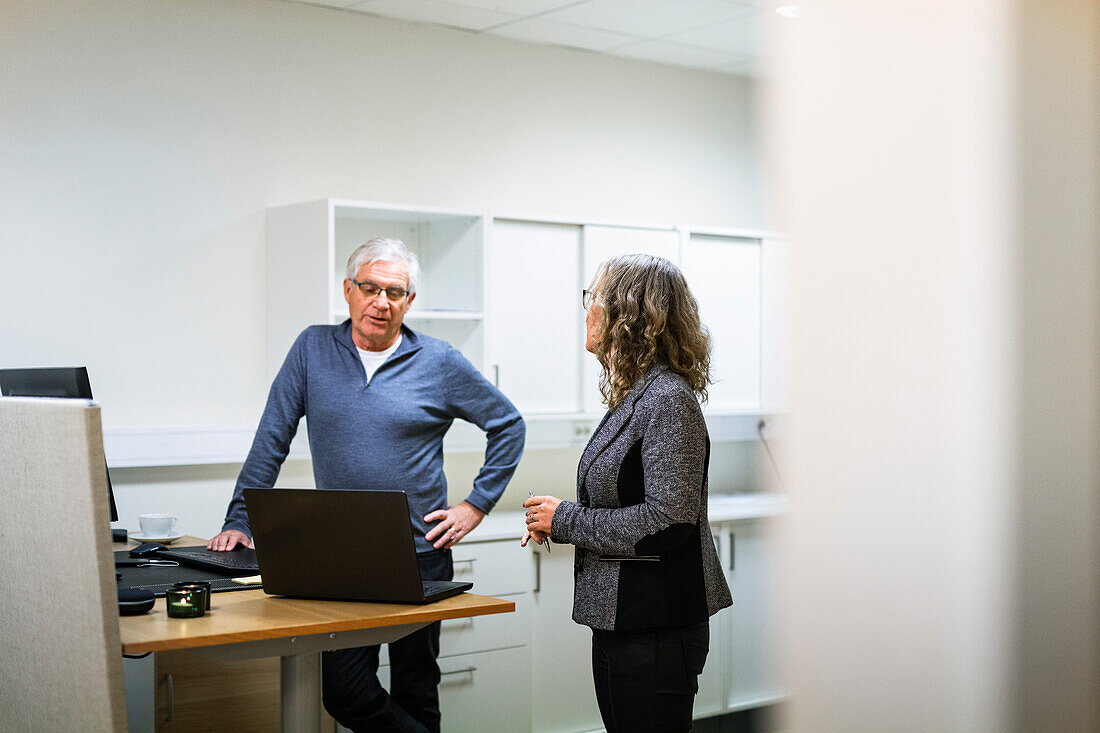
left=129, top=532, right=184, bottom=544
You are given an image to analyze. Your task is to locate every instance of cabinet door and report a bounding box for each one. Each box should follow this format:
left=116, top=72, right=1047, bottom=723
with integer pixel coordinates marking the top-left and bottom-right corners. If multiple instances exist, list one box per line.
left=581, top=225, right=681, bottom=413
left=681, top=235, right=762, bottom=411
left=451, top=539, right=537, bottom=596
left=530, top=545, right=604, bottom=733
left=761, top=238, right=789, bottom=413
left=376, top=646, right=533, bottom=733
left=694, top=528, right=731, bottom=717
left=489, top=220, right=584, bottom=413
left=726, top=520, right=784, bottom=710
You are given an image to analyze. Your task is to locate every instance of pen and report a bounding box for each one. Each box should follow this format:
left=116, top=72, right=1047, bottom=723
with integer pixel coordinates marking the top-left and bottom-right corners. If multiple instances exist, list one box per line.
left=528, top=490, right=550, bottom=554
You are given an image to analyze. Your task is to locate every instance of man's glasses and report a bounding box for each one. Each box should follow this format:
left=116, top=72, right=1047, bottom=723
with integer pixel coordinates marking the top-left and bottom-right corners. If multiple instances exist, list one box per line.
left=352, top=280, right=409, bottom=302
left=582, top=289, right=596, bottom=310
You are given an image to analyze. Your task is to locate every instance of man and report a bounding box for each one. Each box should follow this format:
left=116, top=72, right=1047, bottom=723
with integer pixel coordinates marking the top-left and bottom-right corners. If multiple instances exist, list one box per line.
left=206, top=237, right=525, bottom=732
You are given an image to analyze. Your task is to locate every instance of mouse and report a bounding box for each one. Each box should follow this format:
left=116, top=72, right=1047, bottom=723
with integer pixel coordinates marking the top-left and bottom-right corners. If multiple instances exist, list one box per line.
left=129, top=542, right=168, bottom=557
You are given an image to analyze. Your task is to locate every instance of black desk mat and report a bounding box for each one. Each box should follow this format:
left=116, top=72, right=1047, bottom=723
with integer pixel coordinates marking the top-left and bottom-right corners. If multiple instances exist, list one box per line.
left=115, top=548, right=262, bottom=598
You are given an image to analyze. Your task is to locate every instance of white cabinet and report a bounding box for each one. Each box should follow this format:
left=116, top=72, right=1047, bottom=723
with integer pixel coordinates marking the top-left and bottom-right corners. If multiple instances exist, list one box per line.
left=694, top=528, right=733, bottom=717
left=266, top=199, right=488, bottom=381
left=710, top=518, right=786, bottom=713
left=488, top=220, right=583, bottom=413
left=681, top=234, right=762, bottom=411
left=726, top=520, right=785, bottom=710
left=488, top=219, right=682, bottom=416
left=530, top=544, right=605, bottom=733
left=680, top=231, right=789, bottom=414
left=487, top=215, right=788, bottom=440
left=761, top=237, right=789, bottom=413
left=579, top=225, right=681, bottom=413
left=360, top=538, right=537, bottom=733
left=265, top=199, right=788, bottom=453
left=529, top=518, right=787, bottom=732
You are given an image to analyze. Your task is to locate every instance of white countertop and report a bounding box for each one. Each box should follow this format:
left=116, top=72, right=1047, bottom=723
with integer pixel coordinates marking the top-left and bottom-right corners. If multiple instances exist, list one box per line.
left=467, top=492, right=789, bottom=543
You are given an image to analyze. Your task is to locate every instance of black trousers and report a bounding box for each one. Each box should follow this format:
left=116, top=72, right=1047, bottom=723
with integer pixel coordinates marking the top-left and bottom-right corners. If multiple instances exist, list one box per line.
left=321, top=549, right=453, bottom=733
left=591, top=621, right=710, bottom=733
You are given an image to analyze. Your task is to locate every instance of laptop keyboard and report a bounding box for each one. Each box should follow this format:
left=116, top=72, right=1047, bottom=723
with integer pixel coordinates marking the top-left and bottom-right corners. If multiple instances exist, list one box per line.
left=423, top=581, right=457, bottom=594
left=171, top=550, right=259, bottom=571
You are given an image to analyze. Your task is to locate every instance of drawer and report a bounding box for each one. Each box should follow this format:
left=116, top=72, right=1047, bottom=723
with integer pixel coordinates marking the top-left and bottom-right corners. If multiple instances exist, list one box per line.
left=451, top=539, right=535, bottom=596
left=439, top=592, right=529, bottom=657
left=380, top=594, right=528, bottom=666
left=373, top=646, right=533, bottom=733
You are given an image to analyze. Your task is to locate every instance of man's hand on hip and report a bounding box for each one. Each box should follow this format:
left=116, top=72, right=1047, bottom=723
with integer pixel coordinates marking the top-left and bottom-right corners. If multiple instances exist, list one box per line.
left=424, top=501, right=485, bottom=550
left=206, top=529, right=254, bottom=551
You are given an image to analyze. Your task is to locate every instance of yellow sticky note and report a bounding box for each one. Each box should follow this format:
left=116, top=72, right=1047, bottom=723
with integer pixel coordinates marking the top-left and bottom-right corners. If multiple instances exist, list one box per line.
left=231, top=575, right=262, bottom=585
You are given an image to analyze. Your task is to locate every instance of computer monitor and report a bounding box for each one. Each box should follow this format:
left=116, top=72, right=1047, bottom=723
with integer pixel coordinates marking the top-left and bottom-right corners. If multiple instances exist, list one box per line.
left=0, top=367, right=119, bottom=522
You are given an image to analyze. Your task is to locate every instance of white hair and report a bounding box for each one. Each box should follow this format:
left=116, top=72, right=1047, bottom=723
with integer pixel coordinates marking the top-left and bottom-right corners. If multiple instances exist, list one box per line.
left=345, top=238, right=421, bottom=294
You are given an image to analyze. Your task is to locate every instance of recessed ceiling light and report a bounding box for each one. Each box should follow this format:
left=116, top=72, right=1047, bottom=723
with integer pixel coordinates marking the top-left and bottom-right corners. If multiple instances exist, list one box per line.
left=775, top=5, right=799, bottom=18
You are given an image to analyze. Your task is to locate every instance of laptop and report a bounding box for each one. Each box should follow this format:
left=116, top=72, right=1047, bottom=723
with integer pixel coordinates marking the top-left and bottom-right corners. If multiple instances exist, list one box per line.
left=241, top=488, right=473, bottom=604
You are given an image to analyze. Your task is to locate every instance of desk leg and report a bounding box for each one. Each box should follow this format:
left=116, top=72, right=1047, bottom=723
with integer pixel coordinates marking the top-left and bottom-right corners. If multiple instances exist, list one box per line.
left=281, top=651, right=322, bottom=733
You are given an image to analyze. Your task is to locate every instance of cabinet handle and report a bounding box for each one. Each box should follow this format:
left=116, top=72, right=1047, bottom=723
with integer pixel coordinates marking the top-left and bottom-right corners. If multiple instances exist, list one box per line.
left=533, top=551, right=541, bottom=594
left=453, top=558, right=477, bottom=573
left=441, top=666, right=477, bottom=676
left=729, top=532, right=736, bottom=572
left=165, top=673, right=174, bottom=724
left=493, top=364, right=500, bottom=387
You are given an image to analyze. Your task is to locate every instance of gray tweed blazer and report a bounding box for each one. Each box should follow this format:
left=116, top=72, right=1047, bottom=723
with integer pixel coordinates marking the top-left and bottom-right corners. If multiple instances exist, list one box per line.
left=550, top=366, right=732, bottom=631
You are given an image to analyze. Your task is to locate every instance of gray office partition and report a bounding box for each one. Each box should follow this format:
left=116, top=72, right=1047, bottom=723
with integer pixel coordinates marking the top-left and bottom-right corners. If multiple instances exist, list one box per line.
left=0, top=397, right=127, bottom=731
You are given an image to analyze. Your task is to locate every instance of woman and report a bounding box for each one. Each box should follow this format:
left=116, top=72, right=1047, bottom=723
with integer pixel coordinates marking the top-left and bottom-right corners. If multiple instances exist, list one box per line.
left=523, top=254, right=732, bottom=733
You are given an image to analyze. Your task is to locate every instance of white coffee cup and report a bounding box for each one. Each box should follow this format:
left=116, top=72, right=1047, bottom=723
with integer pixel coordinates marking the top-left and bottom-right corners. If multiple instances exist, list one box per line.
left=139, top=513, right=178, bottom=537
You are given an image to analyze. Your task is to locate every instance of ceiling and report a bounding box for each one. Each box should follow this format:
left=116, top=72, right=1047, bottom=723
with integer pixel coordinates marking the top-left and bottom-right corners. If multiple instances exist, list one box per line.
left=280, top=0, right=791, bottom=76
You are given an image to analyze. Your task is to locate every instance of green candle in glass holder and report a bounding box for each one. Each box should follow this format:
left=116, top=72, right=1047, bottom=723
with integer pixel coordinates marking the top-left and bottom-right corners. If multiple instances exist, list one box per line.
left=173, top=581, right=212, bottom=611
left=166, top=587, right=205, bottom=618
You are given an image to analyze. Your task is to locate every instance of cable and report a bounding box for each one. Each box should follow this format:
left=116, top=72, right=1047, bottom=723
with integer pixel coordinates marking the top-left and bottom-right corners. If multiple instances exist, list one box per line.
left=757, top=418, right=786, bottom=491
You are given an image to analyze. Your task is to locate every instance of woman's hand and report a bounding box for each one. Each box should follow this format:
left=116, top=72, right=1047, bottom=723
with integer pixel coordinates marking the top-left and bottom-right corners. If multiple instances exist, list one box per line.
left=520, top=528, right=549, bottom=547
left=523, top=495, right=561, bottom=535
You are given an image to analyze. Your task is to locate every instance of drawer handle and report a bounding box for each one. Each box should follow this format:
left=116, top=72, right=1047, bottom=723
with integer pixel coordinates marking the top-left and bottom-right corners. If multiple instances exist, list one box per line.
left=453, top=559, right=477, bottom=572
left=165, top=673, right=174, bottom=723
left=441, top=666, right=477, bottom=677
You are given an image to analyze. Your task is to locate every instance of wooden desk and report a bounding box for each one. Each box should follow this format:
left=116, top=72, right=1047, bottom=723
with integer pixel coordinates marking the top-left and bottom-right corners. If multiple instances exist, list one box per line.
left=117, top=536, right=514, bottom=732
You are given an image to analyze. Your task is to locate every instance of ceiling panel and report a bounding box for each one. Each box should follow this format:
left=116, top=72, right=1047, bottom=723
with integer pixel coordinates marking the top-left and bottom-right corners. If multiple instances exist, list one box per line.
left=663, top=13, right=760, bottom=56
left=444, top=0, right=581, bottom=14
left=609, top=38, right=737, bottom=70
left=278, top=0, right=777, bottom=76
left=488, top=18, right=639, bottom=52
left=350, top=0, right=521, bottom=31
left=536, top=0, right=749, bottom=38
left=295, top=0, right=365, bottom=8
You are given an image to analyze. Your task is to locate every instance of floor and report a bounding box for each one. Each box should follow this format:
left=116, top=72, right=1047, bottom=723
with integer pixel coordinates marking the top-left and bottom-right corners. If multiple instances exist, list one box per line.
left=693, top=704, right=787, bottom=733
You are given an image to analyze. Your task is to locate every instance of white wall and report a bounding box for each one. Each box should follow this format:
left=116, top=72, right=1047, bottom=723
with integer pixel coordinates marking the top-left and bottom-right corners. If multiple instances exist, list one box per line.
left=0, top=0, right=765, bottom=537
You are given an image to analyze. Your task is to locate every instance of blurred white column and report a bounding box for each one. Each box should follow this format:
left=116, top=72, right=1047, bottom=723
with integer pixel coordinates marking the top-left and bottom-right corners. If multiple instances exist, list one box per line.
left=774, top=1, right=1099, bottom=731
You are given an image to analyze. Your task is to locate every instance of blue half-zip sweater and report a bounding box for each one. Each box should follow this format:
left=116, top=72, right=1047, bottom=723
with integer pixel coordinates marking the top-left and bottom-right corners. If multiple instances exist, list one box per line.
left=221, top=321, right=525, bottom=553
